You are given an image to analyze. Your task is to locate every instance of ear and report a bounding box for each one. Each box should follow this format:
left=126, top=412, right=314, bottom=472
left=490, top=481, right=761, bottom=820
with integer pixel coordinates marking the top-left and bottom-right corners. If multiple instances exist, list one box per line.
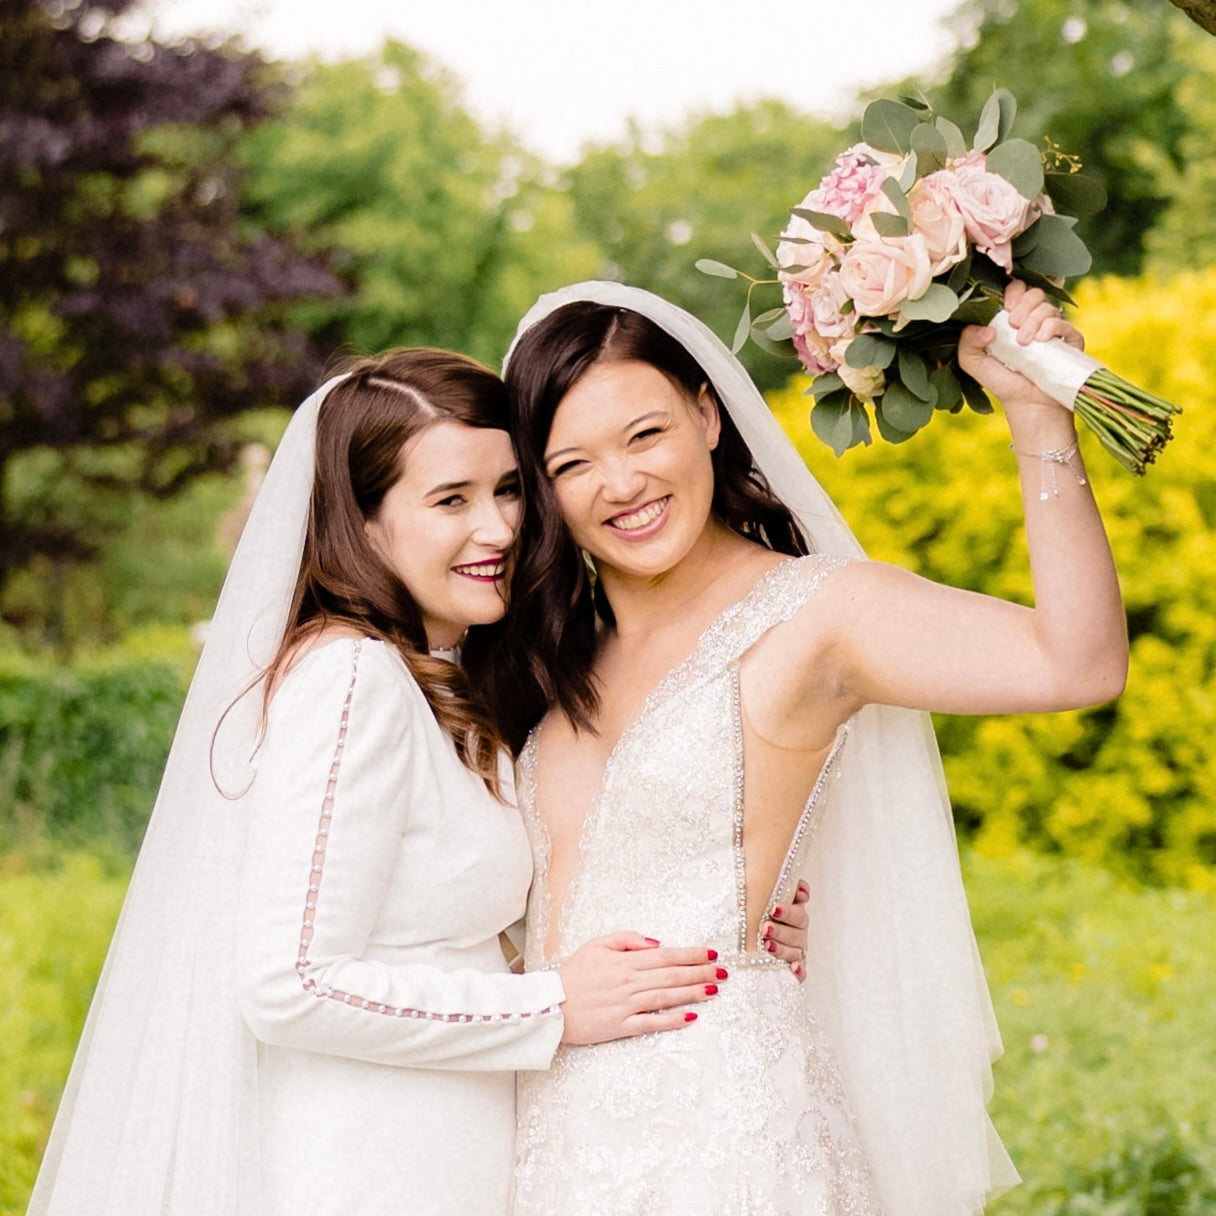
left=693, top=383, right=722, bottom=451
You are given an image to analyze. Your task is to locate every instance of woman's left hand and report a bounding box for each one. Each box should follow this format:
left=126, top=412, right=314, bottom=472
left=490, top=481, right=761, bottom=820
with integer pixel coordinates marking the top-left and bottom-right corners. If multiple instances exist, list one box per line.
left=759, top=879, right=810, bottom=982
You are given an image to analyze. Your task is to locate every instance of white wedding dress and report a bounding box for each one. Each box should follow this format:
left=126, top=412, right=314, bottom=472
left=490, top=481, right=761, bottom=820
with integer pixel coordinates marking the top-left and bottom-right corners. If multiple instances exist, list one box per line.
left=511, top=557, right=883, bottom=1216
left=238, top=636, right=565, bottom=1214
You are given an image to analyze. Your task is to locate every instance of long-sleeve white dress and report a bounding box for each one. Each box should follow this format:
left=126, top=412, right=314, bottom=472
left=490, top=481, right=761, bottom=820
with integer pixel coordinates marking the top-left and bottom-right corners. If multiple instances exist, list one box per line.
left=237, top=636, right=565, bottom=1214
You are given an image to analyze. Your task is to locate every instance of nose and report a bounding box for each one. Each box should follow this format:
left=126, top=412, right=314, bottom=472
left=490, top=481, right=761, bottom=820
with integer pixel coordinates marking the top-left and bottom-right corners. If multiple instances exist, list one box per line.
left=471, top=498, right=517, bottom=548
left=598, top=452, right=647, bottom=504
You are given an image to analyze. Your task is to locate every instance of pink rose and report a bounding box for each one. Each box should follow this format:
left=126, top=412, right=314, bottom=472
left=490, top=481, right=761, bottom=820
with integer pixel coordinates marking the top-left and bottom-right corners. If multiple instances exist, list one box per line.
left=792, top=329, right=839, bottom=376
left=806, top=270, right=853, bottom=340
left=908, top=176, right=969, bottom=274
left=937, top=162, right=1033, bottom=273
left=776, top=226, right=835, bottom=288
left=839, top=235, right=933, bottom=318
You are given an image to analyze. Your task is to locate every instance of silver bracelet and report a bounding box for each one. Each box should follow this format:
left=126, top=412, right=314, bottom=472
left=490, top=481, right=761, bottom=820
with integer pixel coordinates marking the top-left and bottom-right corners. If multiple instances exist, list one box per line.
left=1009, top=439, right=1087, bottom=501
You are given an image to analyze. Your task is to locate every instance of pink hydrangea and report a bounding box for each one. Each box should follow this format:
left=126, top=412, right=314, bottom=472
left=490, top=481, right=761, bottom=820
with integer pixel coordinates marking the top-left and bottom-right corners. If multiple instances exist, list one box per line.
left=801, top=147, right=889, bottom=226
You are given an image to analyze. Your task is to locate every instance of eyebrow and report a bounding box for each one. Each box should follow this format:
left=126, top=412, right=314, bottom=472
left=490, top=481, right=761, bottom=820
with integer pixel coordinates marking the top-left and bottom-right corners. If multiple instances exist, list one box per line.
left=545, top=410, right=668, bottom=464
left=425, top=469, right=519, bottom=497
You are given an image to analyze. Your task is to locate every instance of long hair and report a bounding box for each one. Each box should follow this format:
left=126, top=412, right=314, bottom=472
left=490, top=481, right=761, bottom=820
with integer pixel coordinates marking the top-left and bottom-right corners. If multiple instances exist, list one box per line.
left=265, top=348, right=511, bottom=795
left=486, top=302, right=808, bottom=754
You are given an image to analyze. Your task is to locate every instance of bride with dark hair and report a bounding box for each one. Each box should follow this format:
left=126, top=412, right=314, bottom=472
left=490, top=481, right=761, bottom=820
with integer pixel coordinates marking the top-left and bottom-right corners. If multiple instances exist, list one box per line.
left=490, top=280, right=1127, bottom=1215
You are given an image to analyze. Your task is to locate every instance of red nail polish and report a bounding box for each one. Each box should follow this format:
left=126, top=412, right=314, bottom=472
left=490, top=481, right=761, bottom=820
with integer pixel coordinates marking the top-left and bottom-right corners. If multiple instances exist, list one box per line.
left=772, top=906, right=783, bottom=919
left=643, top=937, right=660, bottom=945
left=684, top=1011, right=698, bottom=1022
left=792, top=963, right=803, bottom=978
left=762, top=924, right=773, bottom=940
left=765, top=940, right=776, bottom=954
left=715, top=967, right=728, bottom=980
left=706, top=948, right=718, bottom=961
left=704, top=984, right=718, bottom=995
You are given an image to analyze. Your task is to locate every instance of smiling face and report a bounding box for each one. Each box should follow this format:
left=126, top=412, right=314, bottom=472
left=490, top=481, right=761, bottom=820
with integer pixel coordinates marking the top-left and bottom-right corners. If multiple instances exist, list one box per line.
left=543, top=359, right=721, bottom=581
left=365, top=420, right=521, bottom=648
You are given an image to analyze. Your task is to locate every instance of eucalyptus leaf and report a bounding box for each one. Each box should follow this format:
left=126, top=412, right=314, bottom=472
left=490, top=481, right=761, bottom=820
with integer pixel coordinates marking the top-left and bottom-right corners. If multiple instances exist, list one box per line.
left=1012, top=222, right=1041, bottom=256
left=946, top=252, right=973, bottom=292
left=871, top=212, right=911, bottom=238
left=899, top=94, right=930, bottom=111
left=911, top=122, right=948, bottom=175
left=791, top=207, right=852, bottom=240
left=880, top=177, right=913, bottom=223
left=731, top=300, right=751, bottom=354
left=861, top=98, right=921, bottom=154
left=750, top=231, right=779, bottom=269
left=1045, top=171, right=1107, bottom=218
left=987, top=138, right=1044, bottom=200
left=846, top=333, right=896, bottom=370
left=751, top=306, right=786, bottom=328
left=929, top=362, right=963, bottom=412
left=809, top=372, right=844, bottom=400
left=875, top=404, right=919, bottom=444
left=880, top=381, right=934, bottom=432
left=899, top=283, right=960, bottom=324
left=935, top=116, right=967, bottom=160
left=695, top=258, right=739, bottom=280
left=749, top=328, right=795, bottom=358
left=958, top=368, right=995, bottom=415
left=898, top=348, right=937, bottom=403
left=974, top=91, right=1002, bottom=152
left=811, top=396, right=861, bottom=457
left=1017, top=213, right=1092, bottom=278
left=766, top=314, right=794, bottom=341
left=952, top=297, right=1002, bottom=326
left=993, top=89, right=1018, bottom=143
left=897, top=155, right=918, bottom=193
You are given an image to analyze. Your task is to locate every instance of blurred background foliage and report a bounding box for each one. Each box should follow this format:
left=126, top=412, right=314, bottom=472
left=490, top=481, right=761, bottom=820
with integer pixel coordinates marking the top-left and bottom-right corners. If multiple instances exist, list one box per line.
left=2, top=0, right=1214, bottom=1210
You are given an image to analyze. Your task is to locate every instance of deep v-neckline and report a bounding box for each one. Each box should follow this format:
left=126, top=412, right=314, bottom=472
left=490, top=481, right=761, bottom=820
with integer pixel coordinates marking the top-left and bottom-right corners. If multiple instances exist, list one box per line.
left=524, top=557, right=798, bottom=963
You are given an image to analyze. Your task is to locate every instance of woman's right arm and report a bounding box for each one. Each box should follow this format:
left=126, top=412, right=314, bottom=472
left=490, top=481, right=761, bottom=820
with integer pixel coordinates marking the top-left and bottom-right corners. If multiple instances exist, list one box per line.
left=237, top=639, right=715, bottom=1074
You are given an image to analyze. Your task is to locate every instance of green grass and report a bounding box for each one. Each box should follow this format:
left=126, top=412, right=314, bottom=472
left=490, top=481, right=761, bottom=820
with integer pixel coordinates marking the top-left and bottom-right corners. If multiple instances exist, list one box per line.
left=2, top=846, right=1212, bottom=1214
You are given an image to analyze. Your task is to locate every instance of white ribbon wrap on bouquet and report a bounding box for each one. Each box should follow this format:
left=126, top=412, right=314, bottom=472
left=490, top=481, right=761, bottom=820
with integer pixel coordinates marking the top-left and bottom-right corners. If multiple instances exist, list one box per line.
left=986, top=309, right=1102, bottom=410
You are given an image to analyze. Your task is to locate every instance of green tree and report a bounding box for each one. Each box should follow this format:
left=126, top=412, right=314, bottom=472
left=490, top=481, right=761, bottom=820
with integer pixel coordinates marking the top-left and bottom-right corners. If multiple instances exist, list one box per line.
left=921, top=0, right=1206, bottom=277
left=239, top=41, right=602, bottom=368
left=0, top=0, right=340, bottom=647
left=563, top=101, right=847, bottom=391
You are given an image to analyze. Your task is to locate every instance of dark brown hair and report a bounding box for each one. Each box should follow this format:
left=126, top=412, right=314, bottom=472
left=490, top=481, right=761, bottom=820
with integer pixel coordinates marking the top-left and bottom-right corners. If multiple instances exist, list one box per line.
left=484, top=302, right=808, bottom=754
left=265, top=347, right=512, bottom=795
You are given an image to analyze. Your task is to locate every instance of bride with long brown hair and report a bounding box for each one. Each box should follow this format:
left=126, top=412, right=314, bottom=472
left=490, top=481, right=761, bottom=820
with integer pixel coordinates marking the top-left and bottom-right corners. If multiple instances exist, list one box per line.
left=490, top=280, right=1127, bottom=1215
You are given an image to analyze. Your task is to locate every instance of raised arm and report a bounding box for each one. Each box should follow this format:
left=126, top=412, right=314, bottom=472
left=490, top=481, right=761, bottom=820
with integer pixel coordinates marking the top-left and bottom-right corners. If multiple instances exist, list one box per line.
left=804, top=282, right=1127, bottom=723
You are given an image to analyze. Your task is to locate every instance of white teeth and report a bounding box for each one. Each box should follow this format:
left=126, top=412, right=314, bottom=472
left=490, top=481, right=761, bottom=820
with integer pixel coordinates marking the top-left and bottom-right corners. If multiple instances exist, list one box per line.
left=454, top=561, right=504, bottom=577
left=610, top=498, right=668, bottom=531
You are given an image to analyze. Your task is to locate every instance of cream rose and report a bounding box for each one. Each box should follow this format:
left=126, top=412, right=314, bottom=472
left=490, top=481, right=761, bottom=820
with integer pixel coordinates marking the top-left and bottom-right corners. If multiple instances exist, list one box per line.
left=838, top=235, right=933, bottom=317
left=908, top=176, right=969, bottom=275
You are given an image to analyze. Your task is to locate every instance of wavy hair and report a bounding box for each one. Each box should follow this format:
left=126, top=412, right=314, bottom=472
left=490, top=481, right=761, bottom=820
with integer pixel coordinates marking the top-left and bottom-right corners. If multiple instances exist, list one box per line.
left=485, top=302, right=808, bottom=754
left=264, top=348, right=511, bottom=795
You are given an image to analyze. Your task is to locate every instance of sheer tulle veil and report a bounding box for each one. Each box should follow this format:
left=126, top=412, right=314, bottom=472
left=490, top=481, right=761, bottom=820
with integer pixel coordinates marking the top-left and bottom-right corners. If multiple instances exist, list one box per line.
left=506, top=282, right=1019, bottom=1216
left=28, top=375, right=347, bottom=1214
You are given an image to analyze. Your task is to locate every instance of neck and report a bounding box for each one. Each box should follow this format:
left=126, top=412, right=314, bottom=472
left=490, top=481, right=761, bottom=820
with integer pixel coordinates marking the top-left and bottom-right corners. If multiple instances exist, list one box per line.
left=597, top=520, right=753, bottom=640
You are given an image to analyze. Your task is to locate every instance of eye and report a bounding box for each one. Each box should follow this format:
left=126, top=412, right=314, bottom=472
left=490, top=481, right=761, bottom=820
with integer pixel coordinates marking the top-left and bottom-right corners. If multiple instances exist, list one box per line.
left=548, top=458, right=587, bottom=479
left=435, top=494, right=467, bottom=508
left=630, top=426, right=663, bottom=443
left=496, top=477, right=522, bottom=500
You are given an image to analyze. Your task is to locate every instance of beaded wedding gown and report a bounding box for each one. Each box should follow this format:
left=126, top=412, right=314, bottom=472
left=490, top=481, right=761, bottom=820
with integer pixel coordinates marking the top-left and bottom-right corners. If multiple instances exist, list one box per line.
left=511, top=556, right=883, bottom=1216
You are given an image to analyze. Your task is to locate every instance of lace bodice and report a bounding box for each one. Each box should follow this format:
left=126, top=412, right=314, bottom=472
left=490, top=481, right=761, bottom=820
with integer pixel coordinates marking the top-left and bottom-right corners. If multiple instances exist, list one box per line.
left=511, top=555, right=880, bottom=1216
left=518, top=555, right=851, bottom=971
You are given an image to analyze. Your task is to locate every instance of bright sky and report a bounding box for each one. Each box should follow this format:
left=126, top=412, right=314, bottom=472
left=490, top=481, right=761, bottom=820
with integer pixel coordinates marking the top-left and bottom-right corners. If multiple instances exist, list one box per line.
left=138, top=0, right=966, bottom=163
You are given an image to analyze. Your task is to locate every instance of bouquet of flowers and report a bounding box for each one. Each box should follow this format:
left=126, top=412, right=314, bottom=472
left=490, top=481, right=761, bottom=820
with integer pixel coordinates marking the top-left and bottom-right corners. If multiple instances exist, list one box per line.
left=697, top=89, right=1180, bottom=474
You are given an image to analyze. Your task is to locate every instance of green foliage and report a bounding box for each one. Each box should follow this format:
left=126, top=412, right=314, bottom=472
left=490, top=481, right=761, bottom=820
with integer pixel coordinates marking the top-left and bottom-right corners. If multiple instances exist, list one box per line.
left=0, top=852, right=127, bottom=1214
left=771, top=265, right=1216, bottom=887
left=239, top=42, right=601, bottom=367
left=966, top=851, right=1216, bottom=1215
left=0, top=647, right=189, bottom=855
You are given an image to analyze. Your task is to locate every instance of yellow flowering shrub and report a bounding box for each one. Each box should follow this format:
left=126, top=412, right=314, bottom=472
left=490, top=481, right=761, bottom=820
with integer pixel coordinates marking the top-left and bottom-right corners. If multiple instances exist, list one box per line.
left=770, top=267, right=1216, bottom=885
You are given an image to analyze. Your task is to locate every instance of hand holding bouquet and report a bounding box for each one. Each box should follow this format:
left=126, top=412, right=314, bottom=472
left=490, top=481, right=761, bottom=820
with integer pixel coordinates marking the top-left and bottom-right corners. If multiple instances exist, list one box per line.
left=698, top=89, right=1180, bottom=474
